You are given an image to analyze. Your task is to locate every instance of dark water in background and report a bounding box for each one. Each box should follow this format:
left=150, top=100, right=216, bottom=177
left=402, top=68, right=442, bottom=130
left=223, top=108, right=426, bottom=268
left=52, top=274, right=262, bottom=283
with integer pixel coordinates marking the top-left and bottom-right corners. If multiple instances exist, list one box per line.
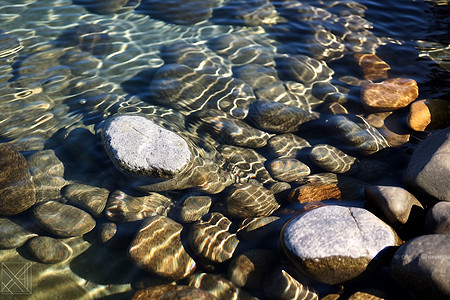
left=0, top=0, right=449, bottom=299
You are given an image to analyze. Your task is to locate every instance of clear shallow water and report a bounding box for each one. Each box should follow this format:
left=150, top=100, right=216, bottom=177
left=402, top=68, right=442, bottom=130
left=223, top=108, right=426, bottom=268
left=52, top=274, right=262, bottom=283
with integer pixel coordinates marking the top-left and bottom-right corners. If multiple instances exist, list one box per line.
left=0, top=0, right=449, bottom=299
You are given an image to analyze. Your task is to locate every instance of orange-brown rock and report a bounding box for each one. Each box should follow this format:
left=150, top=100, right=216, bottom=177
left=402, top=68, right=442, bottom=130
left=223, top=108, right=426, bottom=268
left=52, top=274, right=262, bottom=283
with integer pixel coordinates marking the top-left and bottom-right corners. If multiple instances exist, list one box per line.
left=407, top=100, right=431, bottom=131
left=355, top=53, right=391, bottom=81
left=289, top=183, right=342, bottom=203
left=407, top=99, right=450, bottom=131
left=361, top=78, right=419, bottom=112
left=0, top=144, right=36, bottom=215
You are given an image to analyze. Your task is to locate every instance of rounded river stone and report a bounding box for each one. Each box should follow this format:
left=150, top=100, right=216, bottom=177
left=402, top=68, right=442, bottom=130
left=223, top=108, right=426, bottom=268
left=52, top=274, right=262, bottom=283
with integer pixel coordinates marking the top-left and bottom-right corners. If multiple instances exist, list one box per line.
left=188, top=212, right=239, bottom=263
left=425, top=201, right=450, bottom=234
left=404, top=127, right=450, bottom=202
left=264, top=268, right=319, bottom=300
left=33, top=201, right=96, bottom=237
left=27, top=236, right=72, bottom=264
left=267, top=158, right=310, bottom=182
left=0, top=217, right=38, bottom=249
left=310, top=144, right=358, bottom=174
left=390, top=234, right=450, bottom=300
left=228, top=249, right=277, bottom=289
left=132, top=284, right=216, bottom=300
left=102, top=114, right=193, bottom=179
left=63, top=183, right=109, bottom=217
left=219, top=183, right=280, bottom=219
left=364, top=185, right=423, bottom=225
left=105, top=190, right=172, bottom=222
left=128, top=215, right=196, bottom=280
left=281, top=205, right=401, bottom=285
left=0, top=143, right=36, bottom=215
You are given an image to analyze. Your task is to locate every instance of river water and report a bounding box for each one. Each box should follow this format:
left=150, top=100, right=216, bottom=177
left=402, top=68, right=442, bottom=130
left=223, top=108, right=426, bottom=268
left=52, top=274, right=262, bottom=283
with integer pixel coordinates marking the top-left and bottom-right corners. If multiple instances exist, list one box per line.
left=0, top=0, right=449, bottom=299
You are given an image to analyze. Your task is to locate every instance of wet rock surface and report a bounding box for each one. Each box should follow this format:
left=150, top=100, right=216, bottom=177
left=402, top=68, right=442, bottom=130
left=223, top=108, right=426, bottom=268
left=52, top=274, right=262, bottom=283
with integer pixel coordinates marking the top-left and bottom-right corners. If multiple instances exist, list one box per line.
left=282, top=205, right=401, bottom=284
left=33, top=201, right=96, bottom=237
left=404, top=127, right=450, bottom=202
left=390, top=234, right=450, bottom=300
left=0, top=143, right=36, bottom=215
left=27, top=236, right=72, bottom=264
left=128, top=216, right=196, bottom=280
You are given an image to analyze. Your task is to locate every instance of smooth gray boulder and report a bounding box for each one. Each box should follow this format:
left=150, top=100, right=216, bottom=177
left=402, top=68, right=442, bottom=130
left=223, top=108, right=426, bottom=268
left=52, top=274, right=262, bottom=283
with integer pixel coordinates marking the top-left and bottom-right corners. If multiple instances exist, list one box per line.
left=364, top=185, right=423, bottom=225
left=404, top=127, right=450, bottom=202
left=390, top=234, right=450, bottom=300
left=102, top=114, right=193, bottom=179
left=425, top=201, right=450, bottom=234
left=281, top=205, right=401, bottom=285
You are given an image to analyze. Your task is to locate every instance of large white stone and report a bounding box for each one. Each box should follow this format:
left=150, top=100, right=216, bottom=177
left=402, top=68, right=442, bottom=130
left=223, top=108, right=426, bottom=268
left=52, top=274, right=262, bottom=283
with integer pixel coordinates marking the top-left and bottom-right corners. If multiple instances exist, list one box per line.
left=102, top=114, right=193, bottom=179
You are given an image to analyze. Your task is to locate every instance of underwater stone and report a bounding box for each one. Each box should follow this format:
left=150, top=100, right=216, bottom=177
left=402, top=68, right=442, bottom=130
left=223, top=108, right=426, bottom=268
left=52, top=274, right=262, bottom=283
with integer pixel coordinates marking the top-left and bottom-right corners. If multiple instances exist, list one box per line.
left=188, top=212, right=239, bottom=263
left=310, top=144, right=358, bottom=174
left=27, top=236, right=72, bottom=264
left=248, top=100, right=313, bottom=133
left=267, top=158, right=311, bottom=182
left=0, top=143, right=36, bottom=215
left=105, top=190, right=172, bottom=222
left=33, top=201, right=96, bottom=237
left=129, top=216, right=196, bottom=280
left=63, top=183, right=109, bottom=217
left=218, top=183, right=280, bottom=219
left=265, top=133, right=311, bottom=159
left=0, top=217, right=38, bottom=249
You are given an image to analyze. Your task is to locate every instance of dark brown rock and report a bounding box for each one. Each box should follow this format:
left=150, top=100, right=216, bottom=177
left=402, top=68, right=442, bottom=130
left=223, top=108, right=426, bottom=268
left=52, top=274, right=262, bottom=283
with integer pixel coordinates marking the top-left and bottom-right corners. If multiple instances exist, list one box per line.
left=27, top=236, right=72, bottom=264
left=0, top=143, right=36, bottom=215
left=33, top=201, right=96, bottom=237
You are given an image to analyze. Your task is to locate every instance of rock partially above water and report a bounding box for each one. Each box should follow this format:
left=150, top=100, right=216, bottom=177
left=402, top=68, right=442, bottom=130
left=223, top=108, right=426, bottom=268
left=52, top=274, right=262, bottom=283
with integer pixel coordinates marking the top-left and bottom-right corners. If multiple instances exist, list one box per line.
left=425, top=201, right=450, bottom=234
left=128, top=216, right=196, bottom=280
left=407, top=99, right=450, bottom=131
left=281, top=205, right=400, bottom=284
left=33, top=201, right=96, bottom=237
left=364, top=185, right=423, bottom=225
left=404, top=127, right=450, bottom=202
left=102, top=114, right=193, bottom=179
left=0, top=143, right=36, bottom=215
left=390, top=234, right=450, bottom=300
left=361, top=78, right=419, bottom=112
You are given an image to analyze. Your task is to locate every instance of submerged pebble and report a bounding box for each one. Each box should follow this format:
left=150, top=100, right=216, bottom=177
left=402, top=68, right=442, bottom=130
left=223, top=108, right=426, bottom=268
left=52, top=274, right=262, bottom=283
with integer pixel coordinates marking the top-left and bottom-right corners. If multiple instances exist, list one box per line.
left=0, top=143, right=36, bottom=215
left=27, top=236, right=72, bottom=264
left=33, top=201, right=96, bottom=237
left=128, top=216, right=196, bottom=280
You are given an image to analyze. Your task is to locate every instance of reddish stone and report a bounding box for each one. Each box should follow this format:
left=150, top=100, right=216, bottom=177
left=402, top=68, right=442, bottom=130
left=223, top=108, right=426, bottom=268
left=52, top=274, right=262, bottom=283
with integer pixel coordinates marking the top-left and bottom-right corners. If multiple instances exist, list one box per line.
left=361, top=78, right=419, bottom=112
left=355, top=53, right=391, bottom=81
